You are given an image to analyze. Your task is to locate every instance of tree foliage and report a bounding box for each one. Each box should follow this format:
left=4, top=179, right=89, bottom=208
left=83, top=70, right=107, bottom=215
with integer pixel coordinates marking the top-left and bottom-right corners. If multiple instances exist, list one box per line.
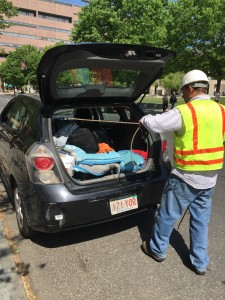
left=0, top=0, right=18, bottom=30
left=71, top=0, right=225, bottom=91
left=0, top=45, right=42, bottom=90
left=0, top=43, right=70, bottom=91
left=71, top=0, right=169, bottom=46
left=160, top=71, right=184, bottom=91
left=166, top=0, right=225, bottom=91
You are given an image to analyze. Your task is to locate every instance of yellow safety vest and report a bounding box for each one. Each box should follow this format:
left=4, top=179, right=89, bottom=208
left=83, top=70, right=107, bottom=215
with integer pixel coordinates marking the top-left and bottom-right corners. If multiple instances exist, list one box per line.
left=174, top=100, right=225, bottom=171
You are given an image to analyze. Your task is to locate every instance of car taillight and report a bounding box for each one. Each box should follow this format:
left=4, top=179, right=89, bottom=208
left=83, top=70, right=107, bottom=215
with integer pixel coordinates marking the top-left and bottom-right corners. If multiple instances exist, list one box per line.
left=25, top=143, right=63, bottom=184
left=34, top=157, right=55, bottom=170
left=162, top=140, right=168, bottom=153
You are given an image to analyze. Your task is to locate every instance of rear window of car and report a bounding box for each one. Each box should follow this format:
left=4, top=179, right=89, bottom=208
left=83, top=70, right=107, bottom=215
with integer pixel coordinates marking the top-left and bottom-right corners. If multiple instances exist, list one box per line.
left=56, top=68, right=140, bottom=89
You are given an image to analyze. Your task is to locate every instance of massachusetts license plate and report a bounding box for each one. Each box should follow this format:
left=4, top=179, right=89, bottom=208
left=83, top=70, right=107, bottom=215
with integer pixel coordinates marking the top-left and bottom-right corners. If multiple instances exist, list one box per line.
left=109, top=194, right=138, bottom=215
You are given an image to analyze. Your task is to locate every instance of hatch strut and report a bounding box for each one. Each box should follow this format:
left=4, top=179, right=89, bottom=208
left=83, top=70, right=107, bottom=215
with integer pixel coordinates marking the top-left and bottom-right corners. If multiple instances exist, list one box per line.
left=137, top=90, right=148, bottom=106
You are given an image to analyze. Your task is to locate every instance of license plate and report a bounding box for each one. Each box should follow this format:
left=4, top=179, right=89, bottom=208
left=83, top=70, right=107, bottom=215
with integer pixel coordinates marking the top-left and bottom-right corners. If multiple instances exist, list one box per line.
left=109, top=194, right=138, bottom=215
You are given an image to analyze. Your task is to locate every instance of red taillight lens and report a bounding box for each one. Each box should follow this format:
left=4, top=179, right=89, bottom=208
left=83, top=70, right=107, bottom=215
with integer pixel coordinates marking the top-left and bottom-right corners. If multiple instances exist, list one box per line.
left=162, top=140, right=168, bottom=153
left=34, top=157, right=55, bottom=170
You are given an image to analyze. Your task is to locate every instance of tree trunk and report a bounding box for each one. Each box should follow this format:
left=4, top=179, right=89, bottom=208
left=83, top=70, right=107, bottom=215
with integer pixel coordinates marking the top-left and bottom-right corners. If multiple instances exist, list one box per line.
left=216, top=79, right=221, bottom=93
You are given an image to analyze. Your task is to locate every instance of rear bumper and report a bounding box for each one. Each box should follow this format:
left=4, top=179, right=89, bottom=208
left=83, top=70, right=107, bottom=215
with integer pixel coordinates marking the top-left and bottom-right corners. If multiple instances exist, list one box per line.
left=24, top=177, right=166, bottom=233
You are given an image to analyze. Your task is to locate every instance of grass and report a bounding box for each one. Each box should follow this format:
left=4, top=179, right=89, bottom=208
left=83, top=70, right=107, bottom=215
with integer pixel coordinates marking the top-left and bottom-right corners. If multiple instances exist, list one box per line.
left=138, top=95, right=225, bottom=106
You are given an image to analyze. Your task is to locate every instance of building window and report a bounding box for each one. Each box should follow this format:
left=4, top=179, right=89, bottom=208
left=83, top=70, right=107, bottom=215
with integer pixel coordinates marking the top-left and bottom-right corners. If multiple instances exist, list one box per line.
left=19, top=9, right=36, bottom=17
left=38, top=12, right=72, bottom=23
left=40, top=36, right=70, bottom=43
left=5, top=20, right=36, bottom=28
left=0, top=42, right=21, bottom=48
left=39, top=25, right=70, bottom=34
left=0, top=31, right=37, bottom=40
left=0, top=31, right=70, bottom=44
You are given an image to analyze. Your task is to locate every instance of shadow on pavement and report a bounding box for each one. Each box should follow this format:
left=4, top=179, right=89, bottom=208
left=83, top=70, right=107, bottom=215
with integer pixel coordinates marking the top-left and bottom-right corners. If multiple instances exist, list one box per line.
left=31, top=208, right=155, bottom=248
left=170, top=228, right=192, bottom=270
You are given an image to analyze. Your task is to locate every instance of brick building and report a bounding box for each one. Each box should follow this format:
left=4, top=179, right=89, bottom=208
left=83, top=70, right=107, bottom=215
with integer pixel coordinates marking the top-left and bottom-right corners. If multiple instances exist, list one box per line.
left=0, top=0, right=82, bottom=62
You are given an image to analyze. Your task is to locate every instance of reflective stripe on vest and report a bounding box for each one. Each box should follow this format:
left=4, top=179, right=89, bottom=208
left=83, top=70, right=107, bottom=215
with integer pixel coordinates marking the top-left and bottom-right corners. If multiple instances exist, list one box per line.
left=174, top=100, right=225, bottom=171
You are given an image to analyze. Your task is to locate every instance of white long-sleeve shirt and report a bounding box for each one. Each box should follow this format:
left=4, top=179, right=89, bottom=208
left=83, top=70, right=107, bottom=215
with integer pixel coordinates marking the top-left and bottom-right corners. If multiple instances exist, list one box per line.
left=140, top=95, right=218, bottom=189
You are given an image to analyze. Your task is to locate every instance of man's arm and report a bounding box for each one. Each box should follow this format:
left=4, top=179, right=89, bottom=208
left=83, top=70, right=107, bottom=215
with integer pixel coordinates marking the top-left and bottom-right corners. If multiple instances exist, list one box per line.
left=140, top=108, right=182, bottom=133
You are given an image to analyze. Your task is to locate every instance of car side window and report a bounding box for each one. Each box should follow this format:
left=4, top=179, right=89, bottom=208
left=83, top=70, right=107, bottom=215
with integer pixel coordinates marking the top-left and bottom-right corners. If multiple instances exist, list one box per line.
left=100, top=107, right=120, bottom=121
left=3, top=102, right=23, bottom=131
left=21, top=108, right=37, bottom=140
left=2, top=102, right=33, bottom=136
left=100, top=107, right=134, bottom=122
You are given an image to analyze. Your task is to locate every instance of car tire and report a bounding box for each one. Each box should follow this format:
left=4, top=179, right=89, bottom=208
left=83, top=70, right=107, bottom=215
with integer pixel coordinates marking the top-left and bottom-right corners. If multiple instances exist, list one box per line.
left=13, top=183, right=35, bottom=239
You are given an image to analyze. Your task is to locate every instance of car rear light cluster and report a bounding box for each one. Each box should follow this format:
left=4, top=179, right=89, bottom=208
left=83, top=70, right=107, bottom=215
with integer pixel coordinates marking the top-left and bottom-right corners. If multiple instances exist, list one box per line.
left=34, top=157, right=55, bottom=171
left=25, top=143, right=63, bottom=184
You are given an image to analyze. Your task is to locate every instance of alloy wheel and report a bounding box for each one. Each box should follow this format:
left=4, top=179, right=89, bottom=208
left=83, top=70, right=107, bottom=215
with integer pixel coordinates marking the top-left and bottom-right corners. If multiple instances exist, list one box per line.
left=14, top=186, right=24, bottom=229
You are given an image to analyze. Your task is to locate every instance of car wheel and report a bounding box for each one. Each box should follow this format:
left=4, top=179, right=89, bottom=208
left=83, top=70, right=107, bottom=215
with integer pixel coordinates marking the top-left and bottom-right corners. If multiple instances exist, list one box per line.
left=13, top=184, right=35, bottom=238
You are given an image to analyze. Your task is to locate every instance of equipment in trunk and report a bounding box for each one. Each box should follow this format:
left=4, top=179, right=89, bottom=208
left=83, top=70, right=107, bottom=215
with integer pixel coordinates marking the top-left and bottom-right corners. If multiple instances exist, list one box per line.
left=53, top=106, right=150, bottom=181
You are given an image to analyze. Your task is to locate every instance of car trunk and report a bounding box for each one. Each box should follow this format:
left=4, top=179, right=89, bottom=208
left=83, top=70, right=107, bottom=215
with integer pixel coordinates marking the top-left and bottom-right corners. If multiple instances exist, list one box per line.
left=52, top=105, right=156, bottom=182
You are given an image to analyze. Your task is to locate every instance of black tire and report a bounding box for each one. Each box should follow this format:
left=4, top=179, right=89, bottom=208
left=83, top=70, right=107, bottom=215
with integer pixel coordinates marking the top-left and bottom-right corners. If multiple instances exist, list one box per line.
left=13, top=183, right=35, bottom=239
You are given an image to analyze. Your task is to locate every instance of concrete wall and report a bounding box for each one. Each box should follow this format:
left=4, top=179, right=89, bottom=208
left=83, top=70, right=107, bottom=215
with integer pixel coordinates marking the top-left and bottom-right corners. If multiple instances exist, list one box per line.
left=208, top=79, right=225, bottom=96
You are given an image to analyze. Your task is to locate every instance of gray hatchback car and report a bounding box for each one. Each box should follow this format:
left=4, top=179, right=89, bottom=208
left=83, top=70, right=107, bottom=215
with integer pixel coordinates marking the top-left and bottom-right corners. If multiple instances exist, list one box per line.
left=0, top=43, right=174, bottom=238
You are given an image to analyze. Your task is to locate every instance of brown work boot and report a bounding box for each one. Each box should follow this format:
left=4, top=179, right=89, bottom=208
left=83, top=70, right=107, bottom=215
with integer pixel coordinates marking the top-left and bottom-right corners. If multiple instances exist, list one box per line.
left=141, top=240, right=165, bottom=262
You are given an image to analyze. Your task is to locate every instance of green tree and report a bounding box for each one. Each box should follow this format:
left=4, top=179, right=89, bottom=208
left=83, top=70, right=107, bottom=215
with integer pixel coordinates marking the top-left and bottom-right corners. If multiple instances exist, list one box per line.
left=161, top=71, right=184, bottom=92
left=0, top=42, right=69, bottom=93
left=71, top=0, right=169, bottom=46
left=0, top=0, right=18, bottom=30
left=0, top=45, right=42, bottom=92
left=56, top=69, right=79, bottom=87
left=166, top=0, right=225, bottom=93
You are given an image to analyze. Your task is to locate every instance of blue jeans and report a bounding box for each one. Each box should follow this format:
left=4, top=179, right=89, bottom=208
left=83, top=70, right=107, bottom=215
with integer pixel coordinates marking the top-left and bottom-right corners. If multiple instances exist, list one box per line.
left=150, top=174, right=214, bottom=271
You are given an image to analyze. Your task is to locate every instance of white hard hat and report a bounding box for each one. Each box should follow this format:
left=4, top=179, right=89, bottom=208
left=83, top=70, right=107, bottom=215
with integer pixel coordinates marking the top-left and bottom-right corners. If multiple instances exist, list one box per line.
left=179, top=70, right=209, bottom=90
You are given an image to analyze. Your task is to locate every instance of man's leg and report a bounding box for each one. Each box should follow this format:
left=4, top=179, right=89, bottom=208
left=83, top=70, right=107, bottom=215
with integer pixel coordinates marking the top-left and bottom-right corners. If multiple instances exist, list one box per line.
left=189, top=188, right=213, bottom=271
left=150, top=175, right=192, bottom=257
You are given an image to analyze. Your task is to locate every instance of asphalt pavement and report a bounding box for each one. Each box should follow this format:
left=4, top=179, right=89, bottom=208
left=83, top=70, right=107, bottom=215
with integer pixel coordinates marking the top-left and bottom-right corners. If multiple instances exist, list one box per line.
left=0, top=220, right=27, bottom=299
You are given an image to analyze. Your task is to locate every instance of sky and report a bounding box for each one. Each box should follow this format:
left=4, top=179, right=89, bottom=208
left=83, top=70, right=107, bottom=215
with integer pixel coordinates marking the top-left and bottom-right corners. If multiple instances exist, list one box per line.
left=56, top=0, right=88, bottom=6
left=57, top=0, right=176, bottom=6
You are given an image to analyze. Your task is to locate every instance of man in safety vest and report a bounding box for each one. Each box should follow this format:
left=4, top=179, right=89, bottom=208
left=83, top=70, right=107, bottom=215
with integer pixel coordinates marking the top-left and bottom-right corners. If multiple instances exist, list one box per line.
left=140, top=69, right=225, bottom=275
